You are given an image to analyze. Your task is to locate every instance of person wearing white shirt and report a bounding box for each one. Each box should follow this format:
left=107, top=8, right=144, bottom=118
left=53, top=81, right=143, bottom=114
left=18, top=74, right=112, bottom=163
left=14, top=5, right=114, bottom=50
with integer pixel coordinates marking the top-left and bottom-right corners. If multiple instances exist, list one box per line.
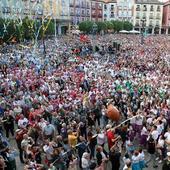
left=139, top=149, right=146, bottom=169
left=132, top=151, right=140, bottom=170
left=18, top=114, right=28, bottom=129
left=156, top=135, right=165, bottom=164
left=164, top=128, right=170, bottom=145
left=140, top=124, right=148, bottom=147
left=151, top=126, right=159, bottom=141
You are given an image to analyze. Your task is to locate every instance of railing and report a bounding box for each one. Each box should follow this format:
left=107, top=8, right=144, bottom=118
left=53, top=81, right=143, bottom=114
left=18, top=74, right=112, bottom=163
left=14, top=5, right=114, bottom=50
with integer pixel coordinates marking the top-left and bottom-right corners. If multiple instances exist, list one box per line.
left=2, top=7, right=11, bottom=14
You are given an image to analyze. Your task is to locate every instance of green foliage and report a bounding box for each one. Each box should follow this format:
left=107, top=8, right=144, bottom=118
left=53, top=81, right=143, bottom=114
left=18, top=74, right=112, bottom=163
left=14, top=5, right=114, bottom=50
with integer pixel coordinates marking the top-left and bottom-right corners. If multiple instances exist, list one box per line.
left=123, top=21, right=133, bottom=31
left=0, top=17, right=55, bottom=43
left=79, top=21, right=94, bottom=33
left=79, top=20, right=133, bottom=33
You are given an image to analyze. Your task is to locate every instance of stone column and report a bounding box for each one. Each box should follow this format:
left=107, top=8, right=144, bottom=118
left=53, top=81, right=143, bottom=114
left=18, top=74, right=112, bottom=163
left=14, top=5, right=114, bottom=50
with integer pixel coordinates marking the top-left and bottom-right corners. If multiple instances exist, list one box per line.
left=58, top=24, right=62, bottom=35
left=152, top=27, right=154, bottom=34
left=166, top=28, right=168, bottom=35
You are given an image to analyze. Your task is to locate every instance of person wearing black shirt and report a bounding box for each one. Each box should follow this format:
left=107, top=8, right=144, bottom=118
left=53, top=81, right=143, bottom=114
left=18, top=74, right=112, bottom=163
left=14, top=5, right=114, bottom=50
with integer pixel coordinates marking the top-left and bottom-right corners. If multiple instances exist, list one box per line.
left=2, top=112, right=14, bottom=138
left=162, top=152, right=170, bottom=170
left=109, top=143, right=121, bottom=170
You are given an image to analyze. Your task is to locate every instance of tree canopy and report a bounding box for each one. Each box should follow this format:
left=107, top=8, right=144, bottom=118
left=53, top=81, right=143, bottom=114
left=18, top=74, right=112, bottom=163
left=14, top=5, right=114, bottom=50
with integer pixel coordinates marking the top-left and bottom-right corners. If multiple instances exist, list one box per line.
left=79, top=20, right=133, bottom=33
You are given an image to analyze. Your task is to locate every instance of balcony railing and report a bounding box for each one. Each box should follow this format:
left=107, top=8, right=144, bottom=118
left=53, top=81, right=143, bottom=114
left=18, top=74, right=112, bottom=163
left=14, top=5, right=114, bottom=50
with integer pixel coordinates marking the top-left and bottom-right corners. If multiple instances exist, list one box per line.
left=149, top=16, right=153, bottom=19
left=136, top=8, right=140, bottom=11
left=70, top=12, right=74, bottom=16
left=98, top=14, right=102, bottom=18
left=70, top=4, right=74, bottom=7
left=110, top=15, right=114, bottom=18
left=135, top=24, right=140, bottom=27
left=2, top=7, right=11, bottom=14
left=92, top=6, right=95, bottom=9
left=136, top=16, right=140, bottom=19
left=92, top=14, right=96, bottom=17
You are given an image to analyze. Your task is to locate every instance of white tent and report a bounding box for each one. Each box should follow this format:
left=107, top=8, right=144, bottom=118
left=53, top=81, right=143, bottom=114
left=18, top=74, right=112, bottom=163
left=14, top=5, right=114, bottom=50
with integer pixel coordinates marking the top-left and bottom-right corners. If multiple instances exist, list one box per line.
left=119, top=30, right=129, bottom=33
left=129, top=30, right=140, bottom=34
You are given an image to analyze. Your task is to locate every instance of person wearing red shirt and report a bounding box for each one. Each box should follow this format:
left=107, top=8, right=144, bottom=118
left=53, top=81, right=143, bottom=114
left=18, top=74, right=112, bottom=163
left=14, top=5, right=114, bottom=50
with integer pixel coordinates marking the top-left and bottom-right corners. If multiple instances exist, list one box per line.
left=106, top=124, right=115, bottom=149
left=106, top=124, right=120, bottom=150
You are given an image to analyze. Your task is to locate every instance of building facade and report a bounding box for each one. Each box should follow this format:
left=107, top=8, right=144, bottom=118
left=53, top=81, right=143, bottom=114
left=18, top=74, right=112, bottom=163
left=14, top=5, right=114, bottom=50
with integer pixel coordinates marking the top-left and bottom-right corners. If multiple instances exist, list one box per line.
left=162, top=0, right=170, bottom=34
left=69, top=0, right=91, bottom=25
left=133, top=0, right=163, bottom=34
left=43, top=0, right=70, bottom=34
left=103, top=0, right=117, bottom=21
left=0, top=0, right=43, bottom=19
left=91, top=0, right=104, bottom=22
left=117, top=0, right=134, bottom=22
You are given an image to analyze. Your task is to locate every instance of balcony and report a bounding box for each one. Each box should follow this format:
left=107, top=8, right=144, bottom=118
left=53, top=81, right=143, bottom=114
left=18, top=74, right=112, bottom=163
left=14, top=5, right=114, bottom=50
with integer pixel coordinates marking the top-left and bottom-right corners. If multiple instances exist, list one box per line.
left=37, top=10, right=43, bottom=15
left=149, top=16, right=153, bottom=19
left=75, top=4, right=80, bottom=8
left=70, top=4, right=74, bottom=7
left=92, top=13, right=96, bottom=17
left=150, top=8, right=154, bottom=12
left=13, top=8, right=20, bottom=14
left=143, top=8, right=147, bottom=11
left=70, top=12, right=74, bottom=16
left=98, top=5, right=102, bottom=9
left=156, top=16, right=161, bottom=20
left=98, top=14, right=102, bottom=18
left=136, top=16, right=140, bottom=19
left=149, top=24, right=153, bottom=27
left=135, top=23, right=140, bottom=27
left=136, top=8, right=140, bottom=11
left=86, top=13, right=90, bottom=17
left=23, top=9, right=30, bottom=15
left=2, top=7, right=11, bottom=14
left=87, top=4, right=90, bottom=9
left=110, top=14, right=114, bottom=18
left=92, top=6, right=95, bottom=9
left=155, top=24, right=160, bottom=27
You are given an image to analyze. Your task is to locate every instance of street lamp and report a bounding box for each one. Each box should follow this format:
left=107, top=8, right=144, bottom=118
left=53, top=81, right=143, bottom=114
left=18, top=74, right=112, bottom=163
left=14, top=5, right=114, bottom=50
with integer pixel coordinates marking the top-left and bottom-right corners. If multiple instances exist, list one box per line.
left=141, top=19, right=146, bottom=45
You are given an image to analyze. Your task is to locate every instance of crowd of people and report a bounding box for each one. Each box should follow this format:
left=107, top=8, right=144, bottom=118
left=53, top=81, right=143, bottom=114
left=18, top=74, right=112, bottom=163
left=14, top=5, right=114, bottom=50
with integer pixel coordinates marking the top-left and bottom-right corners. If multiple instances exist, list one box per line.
left=0, top=34, right=170, bottom=170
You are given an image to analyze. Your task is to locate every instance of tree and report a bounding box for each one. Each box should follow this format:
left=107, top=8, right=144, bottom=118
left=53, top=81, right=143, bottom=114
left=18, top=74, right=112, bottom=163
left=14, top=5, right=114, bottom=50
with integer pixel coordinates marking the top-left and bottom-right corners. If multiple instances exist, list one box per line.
left=123, top=21, right=133, bottom=31
left=79, top=21, right=94, bottom=33
left=105, top=21, right=114, bottom=30
left=111, top=20, right=123, bottom=32
left=96, top=21, right=107, bottom=33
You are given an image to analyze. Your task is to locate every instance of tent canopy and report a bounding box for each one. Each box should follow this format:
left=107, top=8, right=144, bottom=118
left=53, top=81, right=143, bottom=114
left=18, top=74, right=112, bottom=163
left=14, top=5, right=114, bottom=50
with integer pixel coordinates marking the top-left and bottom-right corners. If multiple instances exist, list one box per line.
left=128, top=30, right=140, bottom=34
left=119, top=30, right=129, bottom=33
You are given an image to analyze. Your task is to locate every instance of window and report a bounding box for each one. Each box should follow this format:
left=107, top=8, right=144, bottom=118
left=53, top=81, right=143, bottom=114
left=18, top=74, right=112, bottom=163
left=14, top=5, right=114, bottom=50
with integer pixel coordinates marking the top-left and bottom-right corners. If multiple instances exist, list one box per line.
left=150, top=5, right=154, bottom=11
left=136, top=5, right=140, bottom=11
left=104, top=4, right=107, bottom=10
left=111, top=5, right=114, bottom=10
left=157, top=6, right=160, bottom=12
left=143, top=5, right=147, bottom=11
left=150, top=13, right=153, bottom=19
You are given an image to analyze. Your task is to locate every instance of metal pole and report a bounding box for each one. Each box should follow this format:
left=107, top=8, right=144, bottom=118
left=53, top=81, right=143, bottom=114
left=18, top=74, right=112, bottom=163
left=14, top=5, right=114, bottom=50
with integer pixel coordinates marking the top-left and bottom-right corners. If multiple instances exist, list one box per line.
left=55, top=18, right=57, bottom=38
left=141, top=20, right=145, bottom=45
